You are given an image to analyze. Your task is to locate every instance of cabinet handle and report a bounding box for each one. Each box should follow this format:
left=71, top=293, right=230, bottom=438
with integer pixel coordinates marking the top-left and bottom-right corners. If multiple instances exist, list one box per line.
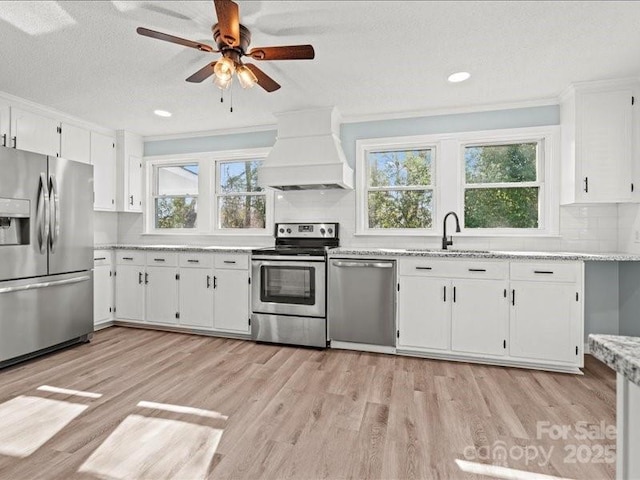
left=153, top=258, right=166, bottom=262
left=443, top=286, right=446, bottom=302
left=534, top=270, right=554, bottom=275
left=453, top=286, right=456, bottom=303
left=145, top=273, right=149, bottom=285
left=1, top=133, right=6, bottom=147
left=223, top=260, right=236, bottom=264
left=207, top=275, right=211, bottom=289
left=122, top=257, right=133, bottom=261
left=138, top=272, right=143, bottom=284
left=129, top=195, right=134, bottom=206
left=468, top=268, right=486, bottom=272
left=214, top=276, right=217, bottom=289
left=584, top=177, right=589, bottom=193
left=512, top=289, right=515, bottom=306
left=187, top=259, right=200, bottom=263
left=12, top=136, right=16, bottom=149
left=94, top=257, right=106, bottom=261
left=415, top=266, right=432, bottom=270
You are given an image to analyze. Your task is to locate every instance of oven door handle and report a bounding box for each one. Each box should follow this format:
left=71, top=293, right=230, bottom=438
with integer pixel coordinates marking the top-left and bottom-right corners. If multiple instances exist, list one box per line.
left=252, top=257, right=326, bottom=264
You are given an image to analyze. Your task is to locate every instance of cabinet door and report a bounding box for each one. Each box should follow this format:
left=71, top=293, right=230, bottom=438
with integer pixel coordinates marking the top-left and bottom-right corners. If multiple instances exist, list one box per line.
left=94, top=265, right=113, bottom=325
left=10, top=107, right=59, bottom=156
left=397, top=276, right=450, bottom=350
left=115, top=264, right=144, bottom=321
left=579, top=88, right=633, bottom=202
left=92, top=131, right=116, bottom=211
left=0, top=99, right=9, bottom=148
left=179, top=268, right=214, bottom=329
left=510, top=281, right=581, bottom=364
left=213, top=268, right=249, bottom=333
left=60, top=123, right=90, bottom=164
left=451, top=279, right=508, bottom=356
left=145, top=266, right=179, bottom=325
left=127, top=155, right=143, bottom=212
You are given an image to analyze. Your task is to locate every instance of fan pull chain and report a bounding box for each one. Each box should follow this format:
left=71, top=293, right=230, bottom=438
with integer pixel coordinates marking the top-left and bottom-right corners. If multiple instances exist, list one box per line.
left=220, top=89, right=224, bottom=103
left=230, top=85, right=233, bottom=113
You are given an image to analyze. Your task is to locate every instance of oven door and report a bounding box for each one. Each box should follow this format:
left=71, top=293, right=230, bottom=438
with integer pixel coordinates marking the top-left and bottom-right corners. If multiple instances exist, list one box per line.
left=251, top=258, right=326, bottom=318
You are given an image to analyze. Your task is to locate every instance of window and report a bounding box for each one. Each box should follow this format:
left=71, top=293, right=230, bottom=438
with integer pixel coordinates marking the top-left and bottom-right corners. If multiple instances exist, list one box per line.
left=365, top=148, right=435, bottom=230
left=153, top=164, right=199, bottom=229
left=216, top=159, right=266, bottom=229
left=463, top=142, right=542, bottom=229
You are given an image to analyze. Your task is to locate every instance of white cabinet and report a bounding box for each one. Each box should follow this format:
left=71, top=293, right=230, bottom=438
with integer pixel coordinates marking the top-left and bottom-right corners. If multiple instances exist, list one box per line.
left=92, top=131, right=116, bottom=211
left=116, top=130, right=144, bottom=213
left=451, top=279, right=508, bottom=356
left=10, top=107, right=60, bottom=157
left=115, top=264, right=144, bottom=321
left=214, top=267, right=250, bottom=333
left=398, top=277, right=450, bottom=350
left=0, top=98, right=9, bottom=148
left=94, top=251, right=114, bottom=327
left=60, top=123, right=91, bottom=164
left=561, top=80, right=637, bottom=204
left=178, top=268, right=214, bottom=328
left=145, top=266, right=179, bottom=325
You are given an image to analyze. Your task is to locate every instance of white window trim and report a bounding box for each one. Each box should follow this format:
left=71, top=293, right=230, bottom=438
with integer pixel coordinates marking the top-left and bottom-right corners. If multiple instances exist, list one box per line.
left=356, top=134, right=442, bottom=236
left=144, top=148, right=273, bottom=236
left=355, top=126, right=560, bottom=237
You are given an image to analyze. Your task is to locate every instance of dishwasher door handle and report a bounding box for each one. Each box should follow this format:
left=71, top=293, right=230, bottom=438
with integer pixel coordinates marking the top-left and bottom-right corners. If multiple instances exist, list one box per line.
left=332, top=261, right=394, bottom=268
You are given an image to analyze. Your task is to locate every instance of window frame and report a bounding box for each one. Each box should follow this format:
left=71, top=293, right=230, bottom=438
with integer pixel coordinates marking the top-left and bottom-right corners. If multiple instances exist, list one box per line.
left=356, top=135, right=440, bottom=236
left=144, top=148, right=273, bottom=236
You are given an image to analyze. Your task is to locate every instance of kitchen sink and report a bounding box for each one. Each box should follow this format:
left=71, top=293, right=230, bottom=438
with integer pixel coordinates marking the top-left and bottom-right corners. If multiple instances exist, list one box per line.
left=405, top=248, right=491, bottom=254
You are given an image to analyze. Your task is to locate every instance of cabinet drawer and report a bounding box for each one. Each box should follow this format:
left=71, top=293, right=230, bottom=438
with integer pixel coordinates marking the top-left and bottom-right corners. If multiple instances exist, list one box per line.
left=510, top=261, right=581, bottom=283
left=94, top=250, right=111, bottom=266
left=146, top=252, right=178, bottom=267
left=399, top=258, right=507, bottom=279
left=214, top=253, right=249, bottom=270
left=116, top=250, right=145, bottom=265
left=179, top=253, right=214, bottom=269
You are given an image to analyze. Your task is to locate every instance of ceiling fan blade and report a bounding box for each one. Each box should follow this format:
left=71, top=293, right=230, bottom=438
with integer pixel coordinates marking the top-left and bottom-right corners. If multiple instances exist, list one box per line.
left=136, top=27, right=215, bottom=52
left=186, top=62, right=218, bottom=83
left=245, top=64, right=281, bottom=92
left=213, top=0, right=240, bottom=47
left=247, top=45, right=315, bottom=61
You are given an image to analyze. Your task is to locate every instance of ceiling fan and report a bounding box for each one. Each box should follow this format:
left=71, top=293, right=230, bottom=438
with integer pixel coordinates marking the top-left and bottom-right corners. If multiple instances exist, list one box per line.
left=136, top=0, right=315, bottom=93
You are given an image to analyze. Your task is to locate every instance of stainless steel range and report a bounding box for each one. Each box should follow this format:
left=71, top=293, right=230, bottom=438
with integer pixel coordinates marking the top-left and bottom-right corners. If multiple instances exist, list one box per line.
left=251, top=222, right=339, bottom=348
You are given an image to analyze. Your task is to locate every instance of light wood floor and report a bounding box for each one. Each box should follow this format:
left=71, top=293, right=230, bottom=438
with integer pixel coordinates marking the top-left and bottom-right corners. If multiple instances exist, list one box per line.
left=0, top=327, right=616, bottom=480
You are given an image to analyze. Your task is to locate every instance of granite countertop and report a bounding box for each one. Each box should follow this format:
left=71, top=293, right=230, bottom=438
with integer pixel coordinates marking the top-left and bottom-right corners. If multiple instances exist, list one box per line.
left=328, top=247, right=640, bottom=262
left=589, top=334, right=640, bottom=387
left=94, top=244, right=255, bottom=254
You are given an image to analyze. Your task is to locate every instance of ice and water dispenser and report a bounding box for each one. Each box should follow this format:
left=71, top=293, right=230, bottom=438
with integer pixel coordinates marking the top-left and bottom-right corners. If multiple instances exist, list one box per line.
left=0, top=198, right=30, bottom=246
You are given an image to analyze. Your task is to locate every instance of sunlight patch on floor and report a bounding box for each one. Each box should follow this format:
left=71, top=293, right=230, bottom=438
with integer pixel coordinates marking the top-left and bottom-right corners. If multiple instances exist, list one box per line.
left=455, top=459, right=574, bottom=480
left=37, top=385, right=103, bottom=399
left=0, top=395, right=88, bottom=457
left=78, top=414, right=223, bottom=480
left=137, top=400, right=228, bottom=420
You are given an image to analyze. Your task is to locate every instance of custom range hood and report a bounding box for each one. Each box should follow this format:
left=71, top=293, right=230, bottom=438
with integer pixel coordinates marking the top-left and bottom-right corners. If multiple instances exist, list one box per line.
left=259, top=107, right=354, bottom=190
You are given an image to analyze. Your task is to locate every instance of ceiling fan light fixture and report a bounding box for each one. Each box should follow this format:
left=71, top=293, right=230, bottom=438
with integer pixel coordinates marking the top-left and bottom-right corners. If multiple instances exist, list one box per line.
left=214, top=56, right=235, bottom=81
left=237, top=65, right=257, bottom=89
left=214, top=74, right=233, bottom=90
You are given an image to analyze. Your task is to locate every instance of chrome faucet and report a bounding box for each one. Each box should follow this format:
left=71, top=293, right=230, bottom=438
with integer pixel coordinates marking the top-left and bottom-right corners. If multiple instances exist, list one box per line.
left=442, top=211, right=461, bottom=250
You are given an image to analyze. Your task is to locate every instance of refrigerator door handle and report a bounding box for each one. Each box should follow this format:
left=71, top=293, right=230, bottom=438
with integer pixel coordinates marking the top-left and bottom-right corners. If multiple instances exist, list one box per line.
left=37, top=172, right=50, bottom=254
left=0, top=275, right=91, bottom=294
left=49, top=174, right=60, bottom=253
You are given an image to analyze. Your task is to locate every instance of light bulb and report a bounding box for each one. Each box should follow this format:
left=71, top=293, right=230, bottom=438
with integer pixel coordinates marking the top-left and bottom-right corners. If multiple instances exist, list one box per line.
left=237, top=65, right=258, bottom=89
left=214, top=74, right=233, bottom=90
left=214, top=56, right=235, bottom=81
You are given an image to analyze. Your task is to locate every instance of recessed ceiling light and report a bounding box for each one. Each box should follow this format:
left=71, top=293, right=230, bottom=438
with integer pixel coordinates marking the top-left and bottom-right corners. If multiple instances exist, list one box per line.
left=447, top=71, right=471, bottom=83
left=154, top=109, right=172, bottom=118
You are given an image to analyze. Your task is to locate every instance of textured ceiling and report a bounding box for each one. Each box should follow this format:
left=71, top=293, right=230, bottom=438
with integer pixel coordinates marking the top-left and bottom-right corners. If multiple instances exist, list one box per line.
left=0, top=1, right=639, bottom=137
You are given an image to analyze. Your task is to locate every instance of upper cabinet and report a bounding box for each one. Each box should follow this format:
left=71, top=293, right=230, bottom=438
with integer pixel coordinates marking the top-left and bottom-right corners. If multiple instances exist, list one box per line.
left=10, top=107, right=60, bottom=157
left=60, top=122, right=91, bottom=164
left=92, top=131, right=117, bottom=211
left=116, top=130, right=144, bottom=213
left=561, top=79, right=638, bottom=204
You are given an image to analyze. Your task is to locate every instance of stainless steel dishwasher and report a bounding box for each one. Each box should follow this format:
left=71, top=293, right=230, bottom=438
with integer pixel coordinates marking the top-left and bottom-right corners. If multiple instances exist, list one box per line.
left=328, top=258, right=396, bottom=348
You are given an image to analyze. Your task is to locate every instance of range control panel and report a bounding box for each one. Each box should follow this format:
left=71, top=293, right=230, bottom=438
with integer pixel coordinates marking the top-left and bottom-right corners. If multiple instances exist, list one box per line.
left=275, top=223, right=339, bottom=239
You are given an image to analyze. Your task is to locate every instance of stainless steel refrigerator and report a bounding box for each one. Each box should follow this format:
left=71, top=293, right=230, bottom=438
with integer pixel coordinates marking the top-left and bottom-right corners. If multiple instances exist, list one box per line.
left=0, top=147, right=94, bottom=367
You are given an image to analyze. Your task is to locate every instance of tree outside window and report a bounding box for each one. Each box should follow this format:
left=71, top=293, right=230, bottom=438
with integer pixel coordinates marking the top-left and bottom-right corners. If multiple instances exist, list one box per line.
left=217, top=160, right=266, bottom=229
left=154, top=164, right=198, bottom=229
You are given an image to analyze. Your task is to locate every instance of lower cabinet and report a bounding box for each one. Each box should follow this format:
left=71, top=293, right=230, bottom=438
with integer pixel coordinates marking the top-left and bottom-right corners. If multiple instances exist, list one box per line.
left=179, top=268, right=214, bottom=328
left=145, top=266, right=179, bottom=325
left=93, top=251, right=114, bottom=327
left=115, top=264, right=144, bottom=321
left=213, top=268, right=250, bottom=333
